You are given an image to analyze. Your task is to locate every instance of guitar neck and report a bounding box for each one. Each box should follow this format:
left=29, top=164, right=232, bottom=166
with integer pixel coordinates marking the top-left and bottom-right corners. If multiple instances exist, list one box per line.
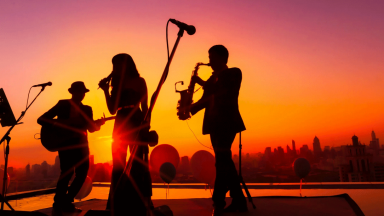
left=103, top=116, right=116, bottom=121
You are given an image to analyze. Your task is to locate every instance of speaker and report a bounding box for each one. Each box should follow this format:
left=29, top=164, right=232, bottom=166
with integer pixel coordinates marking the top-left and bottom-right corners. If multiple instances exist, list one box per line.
left=0, top=211, right=48, bottom=216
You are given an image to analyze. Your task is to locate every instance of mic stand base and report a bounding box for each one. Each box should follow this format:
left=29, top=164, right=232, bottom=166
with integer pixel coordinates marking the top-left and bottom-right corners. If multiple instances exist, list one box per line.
left=238, top=132, right=256, bottom=209
left=0, top=86, right=45, bottom=211
left=0, top=136, right=14, bottom=211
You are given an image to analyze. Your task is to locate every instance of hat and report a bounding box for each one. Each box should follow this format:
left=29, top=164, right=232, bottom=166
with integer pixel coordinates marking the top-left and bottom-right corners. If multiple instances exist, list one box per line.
left=68, top=81, right=90, bottom=94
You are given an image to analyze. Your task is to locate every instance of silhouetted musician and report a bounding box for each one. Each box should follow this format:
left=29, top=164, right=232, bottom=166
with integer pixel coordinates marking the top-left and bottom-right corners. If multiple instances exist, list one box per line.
left=37, top=81, right=104, bottom=213
left=190, top=45, right=247, bottom=216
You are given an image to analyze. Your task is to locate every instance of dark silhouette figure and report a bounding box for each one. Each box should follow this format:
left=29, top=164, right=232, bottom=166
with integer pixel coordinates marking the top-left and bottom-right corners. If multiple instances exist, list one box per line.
left=99, top=53, right=151, bottom=215
left=190, top=45, right=247, bottom=216
left=37, top=81, right=104, bottom=212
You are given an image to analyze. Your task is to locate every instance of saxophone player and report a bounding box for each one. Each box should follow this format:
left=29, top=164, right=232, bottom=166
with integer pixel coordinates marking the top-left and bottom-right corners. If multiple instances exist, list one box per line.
left=190, top=45, right=247, bottom=216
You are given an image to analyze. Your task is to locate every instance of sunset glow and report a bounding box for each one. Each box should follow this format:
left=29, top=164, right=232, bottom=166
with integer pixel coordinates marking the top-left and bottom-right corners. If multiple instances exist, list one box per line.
left=1, top=0, right=384, bottom=168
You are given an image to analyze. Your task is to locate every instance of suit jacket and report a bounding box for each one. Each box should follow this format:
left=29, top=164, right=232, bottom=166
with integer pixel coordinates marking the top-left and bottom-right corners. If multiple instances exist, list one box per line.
left=37, top=99, right=96, bottom=146
left=190, top=67, right=246, bottom=135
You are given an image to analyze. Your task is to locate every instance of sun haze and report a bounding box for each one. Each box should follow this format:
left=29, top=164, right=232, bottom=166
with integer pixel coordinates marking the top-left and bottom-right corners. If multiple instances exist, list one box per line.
left=1, top=0, right=384, bottom=167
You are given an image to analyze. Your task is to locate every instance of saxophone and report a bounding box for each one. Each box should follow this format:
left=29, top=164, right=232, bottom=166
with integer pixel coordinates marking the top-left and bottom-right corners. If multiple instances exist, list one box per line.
left=176, top=62, right=210, bottom=120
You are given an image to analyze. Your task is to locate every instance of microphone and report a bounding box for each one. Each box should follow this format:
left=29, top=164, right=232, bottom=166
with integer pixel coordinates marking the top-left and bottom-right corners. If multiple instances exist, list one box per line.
left=33, top=82, right=52, bottom=88
left=169, top=19, right=196, bottom=35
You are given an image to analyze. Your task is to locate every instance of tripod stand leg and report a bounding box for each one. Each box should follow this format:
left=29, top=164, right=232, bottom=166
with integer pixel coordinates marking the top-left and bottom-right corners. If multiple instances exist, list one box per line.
left=239, top=177, right=256, bottom=209
left=1, top=138, right=14, bottom=211
left=0, top=194, right=14, bottom=211
left=238, top=132, right=256, bottom=209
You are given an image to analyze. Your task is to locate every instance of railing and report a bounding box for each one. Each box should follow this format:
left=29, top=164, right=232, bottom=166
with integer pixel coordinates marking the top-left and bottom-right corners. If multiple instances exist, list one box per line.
left=5, top=182, right=384, bottom=201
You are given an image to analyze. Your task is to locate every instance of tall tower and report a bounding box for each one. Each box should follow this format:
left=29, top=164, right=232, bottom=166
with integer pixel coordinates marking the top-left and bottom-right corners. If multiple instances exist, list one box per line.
left=352, top=135, right=359, bottom=146
left=26, top=163, right=30, bottom=178
left=370, top=130, right=380, bottom=150
left=292, top=140, right=297, bottom=155
left=286, top=145, right=292, bottom=154
left=313, top=136, right=322, bottom=158
left=372, top=131, right=376, bottom=141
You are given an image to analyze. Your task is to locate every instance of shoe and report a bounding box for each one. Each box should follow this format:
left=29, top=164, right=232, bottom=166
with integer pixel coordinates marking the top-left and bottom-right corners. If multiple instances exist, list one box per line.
left=223, top=199, right=248, bottom=213
left=212, top=207, right=224, bottom=216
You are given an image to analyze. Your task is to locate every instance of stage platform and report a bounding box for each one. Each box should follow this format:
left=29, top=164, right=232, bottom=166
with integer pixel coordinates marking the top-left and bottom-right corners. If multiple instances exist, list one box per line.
left=33, top=194, right=364, bottom=216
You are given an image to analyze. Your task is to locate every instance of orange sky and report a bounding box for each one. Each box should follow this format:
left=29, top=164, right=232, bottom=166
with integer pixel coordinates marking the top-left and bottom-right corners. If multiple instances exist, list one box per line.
left=1, top=1, right=384, bottom=167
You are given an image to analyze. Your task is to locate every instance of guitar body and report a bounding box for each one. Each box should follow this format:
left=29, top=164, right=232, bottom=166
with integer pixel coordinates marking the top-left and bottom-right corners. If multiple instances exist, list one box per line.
left=40, top=116, right=115, bottom=152
left=40, top=125, right=68, bottom=152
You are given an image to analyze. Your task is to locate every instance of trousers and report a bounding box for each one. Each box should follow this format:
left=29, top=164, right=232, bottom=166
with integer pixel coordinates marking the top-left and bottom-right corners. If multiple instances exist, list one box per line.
left=54, top=146, right=89, bottom=204
left=210, top=132, right=245, bottom=208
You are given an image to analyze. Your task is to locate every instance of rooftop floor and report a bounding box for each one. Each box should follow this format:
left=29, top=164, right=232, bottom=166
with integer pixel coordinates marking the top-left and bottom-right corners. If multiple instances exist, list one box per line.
left=32, top=194, right=362, bottom=216
left=3, top=184, right=384, bottom=215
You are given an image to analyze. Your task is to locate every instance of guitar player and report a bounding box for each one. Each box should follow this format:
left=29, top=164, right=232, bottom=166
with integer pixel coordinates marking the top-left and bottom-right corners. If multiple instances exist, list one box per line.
left=37, top=81, right=105, bottom=212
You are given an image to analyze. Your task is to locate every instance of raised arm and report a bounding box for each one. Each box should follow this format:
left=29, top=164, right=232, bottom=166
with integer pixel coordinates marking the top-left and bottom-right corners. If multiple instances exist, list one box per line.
left=99, top=78, right=118, bottom=115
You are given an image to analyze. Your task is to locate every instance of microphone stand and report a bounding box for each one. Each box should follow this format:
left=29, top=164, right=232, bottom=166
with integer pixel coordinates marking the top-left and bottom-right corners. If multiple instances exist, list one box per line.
left=124, top=28, right=185, bottom=178
left=0, top=86, right=46, bottom=211
left=238, top=132, right=256, bottom=209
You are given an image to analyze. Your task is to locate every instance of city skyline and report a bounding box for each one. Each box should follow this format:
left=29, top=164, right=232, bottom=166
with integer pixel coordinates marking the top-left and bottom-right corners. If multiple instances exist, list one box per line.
left=2, top=130, right=383, bottom=196
left=3, top=130, right=381, bottom=169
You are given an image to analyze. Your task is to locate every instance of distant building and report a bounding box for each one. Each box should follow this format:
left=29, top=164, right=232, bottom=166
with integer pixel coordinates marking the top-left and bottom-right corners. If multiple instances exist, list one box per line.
left=339, top=135, right=373, bottom=182
left=41, top=161, right=48, bottom=178
left=373, top=164, right=384, bottom=181
left=300, top=145, right=309, bottom=156
left=26, top=163, right=30, bottom=178
left=292, top=140, right=297, bottom=156
left=32, top=164, right=42, bottom=177
left=323, top=146, right=331, bottom=158
left=313, top=136, right=322, bottom=158
left=7, top=167, right=14, bottom=177
left=275, top=146, right=285, bottom=164
left=52, top=155, right=60, bottom=176
left=369, top=131, right=380, bottom=152
left=264, top=147, right=272, bottom=159
left=277, top=146, right=284, bottom=155
left=286, top=145, right=292, bottom=155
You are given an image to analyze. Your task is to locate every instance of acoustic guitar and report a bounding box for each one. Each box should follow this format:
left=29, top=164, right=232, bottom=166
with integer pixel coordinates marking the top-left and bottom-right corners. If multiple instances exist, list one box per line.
left=40, top=116, right=115, bottom=152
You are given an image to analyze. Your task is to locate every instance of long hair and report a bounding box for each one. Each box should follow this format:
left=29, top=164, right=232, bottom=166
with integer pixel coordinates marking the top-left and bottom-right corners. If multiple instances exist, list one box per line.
left=110, top=53, right=140, bottom=89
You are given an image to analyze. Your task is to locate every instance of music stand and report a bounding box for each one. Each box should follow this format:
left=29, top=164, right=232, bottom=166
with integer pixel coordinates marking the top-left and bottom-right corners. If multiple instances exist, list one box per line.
left=0, top=89, right=17, bottom=127
left=0, top=87, right=46, bottom=211
left=0, top=88, right=16, bottom=210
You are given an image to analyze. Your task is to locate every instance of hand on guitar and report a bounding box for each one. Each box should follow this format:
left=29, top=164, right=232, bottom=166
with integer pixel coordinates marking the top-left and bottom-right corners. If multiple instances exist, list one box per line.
left=95, top=118, right=106, bottom=127
left=91, top=115, right=109, bottom=132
